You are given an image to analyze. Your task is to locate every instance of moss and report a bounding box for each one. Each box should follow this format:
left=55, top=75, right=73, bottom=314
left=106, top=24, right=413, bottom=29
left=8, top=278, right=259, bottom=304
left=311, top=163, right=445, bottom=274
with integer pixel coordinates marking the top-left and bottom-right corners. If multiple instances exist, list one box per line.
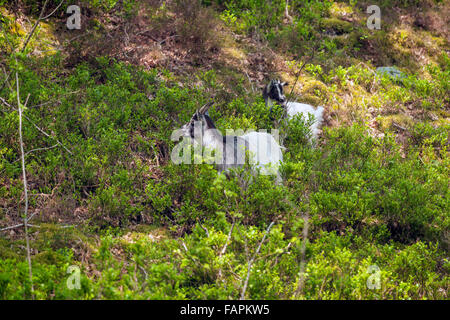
left=300, top=94, right=322, bottom=106
left=377, top=114, right=415, bottom=131
left=301, top=79, right=330, bottom=102
left=279, top=71, right=295, bottom=83
left=329, top=2, right=354, bottom=19
left=320, top=18, right=353, bottom=34
left=347, top=29, right=369, bottom=47
left=0, top=239, right=22, bottom=260
left=0, top=8, right=26, bottom=36
left=333, top=34, right=352, bottom=48
left=35, top=22, right=59, bottom=56
left=34, top=250, right=65, bottom=265
left=34, top=224, right=93, bottom=252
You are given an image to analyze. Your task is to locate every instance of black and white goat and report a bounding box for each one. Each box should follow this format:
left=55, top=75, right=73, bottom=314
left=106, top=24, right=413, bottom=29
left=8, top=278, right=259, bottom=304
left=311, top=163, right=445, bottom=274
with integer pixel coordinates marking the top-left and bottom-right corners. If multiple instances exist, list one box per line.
left=263, top=79, right=324, bottom=141
left=178, top=103, right=283, bottom=182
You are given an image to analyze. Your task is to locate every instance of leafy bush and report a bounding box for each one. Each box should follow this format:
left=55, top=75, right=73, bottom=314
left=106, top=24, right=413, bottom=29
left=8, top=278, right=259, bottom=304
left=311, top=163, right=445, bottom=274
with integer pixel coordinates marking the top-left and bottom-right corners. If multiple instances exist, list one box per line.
left=1, top=0, right=448, bottom=301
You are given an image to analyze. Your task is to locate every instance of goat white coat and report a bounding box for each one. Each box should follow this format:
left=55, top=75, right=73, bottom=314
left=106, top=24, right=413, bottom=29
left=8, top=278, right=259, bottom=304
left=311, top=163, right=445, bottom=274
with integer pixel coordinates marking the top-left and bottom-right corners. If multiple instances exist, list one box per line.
left=241, top=131, right=283, bottom=180
left=179, top=105, right=284, bottom=183
left=284, top=102, right=324, bottom=140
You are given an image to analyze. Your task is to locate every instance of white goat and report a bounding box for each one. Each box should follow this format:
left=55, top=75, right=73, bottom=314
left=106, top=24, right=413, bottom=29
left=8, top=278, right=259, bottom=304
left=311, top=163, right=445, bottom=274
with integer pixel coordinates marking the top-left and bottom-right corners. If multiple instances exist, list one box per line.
left=178, top=103, right=283, bottom=183
left=263, top=79, right=324, bottom=141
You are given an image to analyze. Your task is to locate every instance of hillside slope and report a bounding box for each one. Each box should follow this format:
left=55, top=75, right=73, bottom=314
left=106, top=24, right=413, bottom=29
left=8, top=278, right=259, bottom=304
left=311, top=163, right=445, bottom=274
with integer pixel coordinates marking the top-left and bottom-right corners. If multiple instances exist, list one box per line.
left=0, top=0, right=448, bottom=299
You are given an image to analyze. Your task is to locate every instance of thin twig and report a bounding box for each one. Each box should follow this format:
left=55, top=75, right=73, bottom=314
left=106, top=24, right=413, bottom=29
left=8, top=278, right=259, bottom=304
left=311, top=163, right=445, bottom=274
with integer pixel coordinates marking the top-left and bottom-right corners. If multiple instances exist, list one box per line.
left=284, top=0, right=293, bottom=23
left=217, top=220, right=236, bottom=282
left=21, top=0, right=50, bottom=52
left=26, top=210, right=39, bottom=223
left=244, top=71, right=255, bottom=93
left=12, top=143, right=59, bottom=163
left=198, top=220, right=210, bottom=237
left=0, top=22, right=15, bottom=52
left=1, top=66, right=13, bottom=91
left=0, top=223, right=73, bottom=232
left=295, top=214, right=309, bottom=298
left=220, top=221, right=235, bottom=256
left=24, top=117, right=72, bottom=154
left=240, top=221, right=275, bottom=300
left=16, top=72, right=34, bottom=299
left=392, top=122, right=407, bottom=132
left=0, top=96, right=73, bottom=155
left=0, top=223, right=25, bottom=232
left=285, top=46, right=318, bottom=106
left=0, top=223, right=41, bottom=232
left=138, top=265, right=148, bottom=281
left=0, top=0, right=62, bottom=92
left=42, top=0, right=65, bottom=20
left=28, top=100, right=61, bottom=109
left=256, top=241, right=292, bottom=262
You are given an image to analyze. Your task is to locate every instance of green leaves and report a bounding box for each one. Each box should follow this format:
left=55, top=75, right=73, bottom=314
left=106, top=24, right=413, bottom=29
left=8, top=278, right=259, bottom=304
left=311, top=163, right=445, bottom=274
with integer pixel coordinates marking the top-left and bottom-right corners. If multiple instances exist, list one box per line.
left=1, top=30, right=448, bottom=299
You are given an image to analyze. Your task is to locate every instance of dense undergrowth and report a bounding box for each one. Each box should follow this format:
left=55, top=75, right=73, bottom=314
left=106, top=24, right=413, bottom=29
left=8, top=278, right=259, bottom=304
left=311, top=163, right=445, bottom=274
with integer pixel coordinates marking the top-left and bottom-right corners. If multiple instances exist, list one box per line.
left=0, top=0, right=448, bottom=299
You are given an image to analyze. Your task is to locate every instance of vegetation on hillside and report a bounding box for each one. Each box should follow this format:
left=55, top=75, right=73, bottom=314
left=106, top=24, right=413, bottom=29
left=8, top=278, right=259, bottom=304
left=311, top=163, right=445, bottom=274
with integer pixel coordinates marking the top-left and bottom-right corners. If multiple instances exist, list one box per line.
left=0, top=0, right=448, bottom=299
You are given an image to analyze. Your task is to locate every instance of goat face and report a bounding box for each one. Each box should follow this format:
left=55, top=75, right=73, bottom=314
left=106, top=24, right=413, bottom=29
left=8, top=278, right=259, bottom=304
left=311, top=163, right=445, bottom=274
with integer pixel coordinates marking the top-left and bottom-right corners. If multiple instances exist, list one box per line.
left=181, top=112, right=200, bottom=139
left=263, top=79, right=288, bottom=106
left=180, top=103, right=215, bottom=140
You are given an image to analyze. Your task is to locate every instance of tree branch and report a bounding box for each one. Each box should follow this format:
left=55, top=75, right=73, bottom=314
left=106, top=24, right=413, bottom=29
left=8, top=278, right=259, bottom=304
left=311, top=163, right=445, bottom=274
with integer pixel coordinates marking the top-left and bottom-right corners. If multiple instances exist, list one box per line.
left=217, top=220, right=236, bottom=282
left=0, top=0, right=63, bottom=92
left=0, top=96, right=73, bottom=155
left=21, top=0, right=50, bottom=52
left=220, top=220, right=235, bottom=256
left=295, top=215, right=309, bottom=298
left=16, top=72, right=34, bottom=299
left=240, top=221, right=275, bottom=300
left=13, top=143, right=60, bottom=163
left=42, top=0, right=65, bottom=20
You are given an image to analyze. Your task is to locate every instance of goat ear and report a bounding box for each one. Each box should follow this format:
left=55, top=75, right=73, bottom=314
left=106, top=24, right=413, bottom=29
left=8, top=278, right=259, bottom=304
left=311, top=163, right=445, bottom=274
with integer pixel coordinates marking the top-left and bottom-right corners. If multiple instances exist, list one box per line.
left=281, top=82, right=289, bottom=86
left=198, top=102, right=213, bottom=115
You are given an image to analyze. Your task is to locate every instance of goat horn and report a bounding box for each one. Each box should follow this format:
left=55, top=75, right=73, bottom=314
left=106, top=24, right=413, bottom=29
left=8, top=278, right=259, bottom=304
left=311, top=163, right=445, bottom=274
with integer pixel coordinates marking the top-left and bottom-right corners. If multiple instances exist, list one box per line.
left=198, top=102, right=214, bottom=114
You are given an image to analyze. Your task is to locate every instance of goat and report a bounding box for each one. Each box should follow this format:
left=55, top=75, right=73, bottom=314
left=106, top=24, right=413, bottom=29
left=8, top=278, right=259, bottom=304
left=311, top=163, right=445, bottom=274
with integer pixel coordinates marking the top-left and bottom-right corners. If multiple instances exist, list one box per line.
left=263, top=79, right=324, bottom=141
left=178, top=103, right=283, bottom=183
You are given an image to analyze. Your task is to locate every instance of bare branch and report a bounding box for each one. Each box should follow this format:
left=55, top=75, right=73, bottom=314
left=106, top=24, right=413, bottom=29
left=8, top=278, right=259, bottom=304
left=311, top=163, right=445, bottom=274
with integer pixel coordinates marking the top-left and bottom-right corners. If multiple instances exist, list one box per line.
left=240, top=221, right=275, bottom=300
left=295, top=215, right=310, bottom=298
left=244, top=71, right=255, bottom=93
left=26, top=210, right=39, bottom=223
left=13, top=143, right=59, bottom=163
left=0, top=223, right=25, bottom=232
left=16, top=72, right=34, bottom=298
left=0, top=0, right=64, bottom=92
left=0, top=223, right=41, bottom=232
left=256, top=241, right=293, bottom=262
left=0, top=21, right=16, bottom=53
left=21, top=0, right=50, bottom=52
left=0, top=96, right=73, bottom=155
left=392, top=122, right=407, bottom=132
left=220, top=220, right=235, bottom=256
left=217, top=220, right=236, bottom=282
left=42, top=0, right=65, bottom=20
left=284, top=0, right=293, bottom=23
left=285, top=45, right=318, bottom=106
left=198, top=220, right=210, bottom=237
